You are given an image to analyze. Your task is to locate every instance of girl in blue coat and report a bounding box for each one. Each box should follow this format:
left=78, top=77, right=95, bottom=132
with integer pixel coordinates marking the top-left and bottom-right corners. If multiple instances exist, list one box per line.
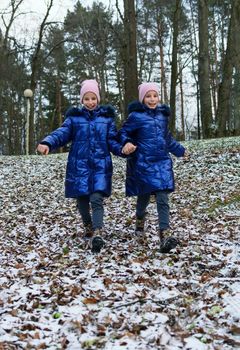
left=120, top=82, right=189, bottom=253
left=37, top=79, right=124, bottom=253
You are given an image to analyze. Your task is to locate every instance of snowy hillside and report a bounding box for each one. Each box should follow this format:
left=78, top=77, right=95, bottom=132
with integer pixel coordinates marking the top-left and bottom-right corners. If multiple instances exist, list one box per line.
left=0, top=136, right=239, bottom=349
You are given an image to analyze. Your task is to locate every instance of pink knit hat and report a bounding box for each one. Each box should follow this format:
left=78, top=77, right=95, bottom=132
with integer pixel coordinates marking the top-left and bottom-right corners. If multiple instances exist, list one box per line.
left=138, top=82, right=159, bottom=103
left=80, top=79, right=100, bottom=103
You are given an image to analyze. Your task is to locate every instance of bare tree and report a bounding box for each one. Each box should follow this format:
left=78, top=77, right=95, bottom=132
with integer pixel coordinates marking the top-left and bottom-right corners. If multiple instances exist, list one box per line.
left=154, top=4, right=169, bottom=104
left=0, top=0, right=26, bottom=155
left=198, top=0, right=213, bottom=138
left=216, top=0, right=240, bottom=136
left=169, top=0, right=181, bottom=135
left=29, top=0, right=54, bottom=154
left=1, top=0, right=24, bottom=50
left=179, top=60, right=185, bottom=140
left=122, top=0, right=138, bottom=115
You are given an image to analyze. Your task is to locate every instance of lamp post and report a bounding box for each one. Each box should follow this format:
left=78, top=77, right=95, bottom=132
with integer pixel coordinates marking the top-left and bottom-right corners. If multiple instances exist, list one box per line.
left=24, top=89, right=33, bottom=155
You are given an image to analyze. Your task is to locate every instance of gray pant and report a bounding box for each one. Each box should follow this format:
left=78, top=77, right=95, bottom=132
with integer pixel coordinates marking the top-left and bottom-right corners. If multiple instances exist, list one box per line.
left=77, top=192, right=104, bottom=230
left=136, top=190, right=170, bottom=231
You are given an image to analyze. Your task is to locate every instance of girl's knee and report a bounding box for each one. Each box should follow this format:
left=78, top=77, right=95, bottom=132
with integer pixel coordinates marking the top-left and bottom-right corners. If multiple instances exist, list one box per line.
left=90, top=192, right=104, bottom=207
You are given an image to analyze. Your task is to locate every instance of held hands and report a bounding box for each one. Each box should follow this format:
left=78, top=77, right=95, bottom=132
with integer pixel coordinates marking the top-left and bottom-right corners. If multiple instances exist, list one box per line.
left=122, top=142, right=137, bottom=155
left=183, top=150, right=191, bottom=162
left=36, top=144, right=49, bottom=155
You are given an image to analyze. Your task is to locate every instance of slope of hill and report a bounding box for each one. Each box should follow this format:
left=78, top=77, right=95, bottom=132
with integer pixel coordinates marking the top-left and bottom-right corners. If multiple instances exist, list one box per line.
left=0, top=136, right=239, bottom=349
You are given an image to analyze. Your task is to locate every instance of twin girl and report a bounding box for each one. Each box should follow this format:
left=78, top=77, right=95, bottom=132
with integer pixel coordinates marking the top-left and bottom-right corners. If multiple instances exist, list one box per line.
left=37, top=79, right=189, bottom=253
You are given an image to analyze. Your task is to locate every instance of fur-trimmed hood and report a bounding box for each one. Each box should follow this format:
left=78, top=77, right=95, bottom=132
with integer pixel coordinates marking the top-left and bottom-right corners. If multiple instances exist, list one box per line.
left=65, top=104, right=116, bottom=118
left=128, top=100, right=171, bottom=117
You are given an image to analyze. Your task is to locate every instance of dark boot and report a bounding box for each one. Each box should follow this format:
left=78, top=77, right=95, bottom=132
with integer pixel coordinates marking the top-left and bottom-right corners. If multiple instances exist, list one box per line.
left=90, top=229, right=105, bottom=253
left=159, top=229, right=178, bottom=253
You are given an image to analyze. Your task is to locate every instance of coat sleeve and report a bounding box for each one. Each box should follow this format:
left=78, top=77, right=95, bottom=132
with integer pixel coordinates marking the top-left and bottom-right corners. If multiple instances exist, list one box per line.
left=108, top=118, right=124, bottom=157
left=166, top=131, right=185, bottom=157
left=40, top=118, right=73, bottom=151
left=118, top=113, right=138, bottom=146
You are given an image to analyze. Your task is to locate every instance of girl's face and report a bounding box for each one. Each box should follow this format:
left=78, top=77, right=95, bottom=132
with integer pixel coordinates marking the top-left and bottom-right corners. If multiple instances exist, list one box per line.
left=83, top=92, right=98, bottom=110
left=143, top=90, right=159, bottom=109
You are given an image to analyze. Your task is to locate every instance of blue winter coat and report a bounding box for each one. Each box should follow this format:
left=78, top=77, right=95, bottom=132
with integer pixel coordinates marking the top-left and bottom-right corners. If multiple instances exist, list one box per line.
left=119, top=101, right=185, bottom=196
left=41, top=105, right=122, bottom=198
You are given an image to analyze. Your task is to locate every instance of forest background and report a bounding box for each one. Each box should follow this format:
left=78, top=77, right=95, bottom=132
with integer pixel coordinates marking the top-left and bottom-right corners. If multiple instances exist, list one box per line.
left=0, top=0, right=240, bottom=156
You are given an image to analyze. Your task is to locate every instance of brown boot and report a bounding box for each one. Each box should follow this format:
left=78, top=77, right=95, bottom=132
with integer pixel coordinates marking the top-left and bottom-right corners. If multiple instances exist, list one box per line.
left=159, top=228, right=178, bottom=253
left=135, top=216, right=145, bottom=233
left=83, top=223, right=93, bottom=239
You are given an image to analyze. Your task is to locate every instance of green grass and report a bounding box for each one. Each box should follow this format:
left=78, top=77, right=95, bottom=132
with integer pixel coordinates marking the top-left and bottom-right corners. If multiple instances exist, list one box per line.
left=207, top=192, right=240, bottom=213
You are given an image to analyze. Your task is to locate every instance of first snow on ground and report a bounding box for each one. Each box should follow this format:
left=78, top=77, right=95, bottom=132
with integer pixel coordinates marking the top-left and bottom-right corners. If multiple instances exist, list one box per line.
left=0, top=136, right=239, bottom=349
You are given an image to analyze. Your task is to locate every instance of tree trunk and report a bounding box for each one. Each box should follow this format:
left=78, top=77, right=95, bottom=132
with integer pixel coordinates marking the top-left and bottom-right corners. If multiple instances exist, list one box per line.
left=29, top=0, right=54, bottom=154
left=216, top=0, right=240, bottom=137
left=233, top=68, right=240, bottom=135
left=99, top=67, right=106, bottom=102
left=209, top=13, right=218, bottom=120
left=169, top=0, right=181, bottom=136
left=179, top=63, right=185, bottom=140
left=6, top=101, right=13, bottom=155
left=189, top=0, right=201, bottom=139
left=198, top=0, right=213, bottom=139
left=115, top=63, right=125, bottom=121
left=56, top=76, right=63, bottom=153
left=196, top=81, right=201, bottom=139
left=123, top=0, right=138, bottom=117
left=157, top=21, right=168, bottom=104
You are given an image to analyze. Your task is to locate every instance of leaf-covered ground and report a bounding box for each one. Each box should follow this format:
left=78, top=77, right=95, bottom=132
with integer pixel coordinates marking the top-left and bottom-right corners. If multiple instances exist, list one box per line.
left=0, top=136, right=239, bottom=350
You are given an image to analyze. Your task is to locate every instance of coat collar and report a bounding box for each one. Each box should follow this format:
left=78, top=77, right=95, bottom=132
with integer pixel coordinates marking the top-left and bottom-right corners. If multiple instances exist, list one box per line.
left=65, top=104, right=116, bottom=118
left=128, top=100, right=170, bottom=117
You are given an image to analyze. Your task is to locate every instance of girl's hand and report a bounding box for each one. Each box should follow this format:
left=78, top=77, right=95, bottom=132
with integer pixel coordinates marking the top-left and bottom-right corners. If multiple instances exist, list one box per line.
left=183, top=150, right=190, bottom=162
left=37, top=144, right=49, bottom=155
left=122, top=142, right=137, bottom=155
